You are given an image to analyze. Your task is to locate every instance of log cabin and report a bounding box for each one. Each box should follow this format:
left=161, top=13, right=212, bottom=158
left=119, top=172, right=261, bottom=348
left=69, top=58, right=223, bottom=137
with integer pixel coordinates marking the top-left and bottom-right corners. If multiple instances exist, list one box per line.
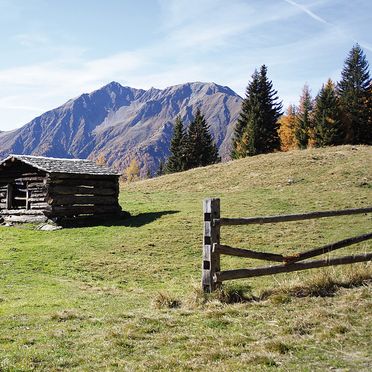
left=0, top=155, right=122, bottom=224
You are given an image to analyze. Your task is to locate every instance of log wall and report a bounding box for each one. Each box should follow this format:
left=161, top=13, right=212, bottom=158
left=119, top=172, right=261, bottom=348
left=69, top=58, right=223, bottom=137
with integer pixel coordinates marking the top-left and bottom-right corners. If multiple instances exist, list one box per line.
left=0, top=161, right=49, bottom=223
left=0, top=159, right=121, bottom=223
left=46, top=173, right=121, bottom=218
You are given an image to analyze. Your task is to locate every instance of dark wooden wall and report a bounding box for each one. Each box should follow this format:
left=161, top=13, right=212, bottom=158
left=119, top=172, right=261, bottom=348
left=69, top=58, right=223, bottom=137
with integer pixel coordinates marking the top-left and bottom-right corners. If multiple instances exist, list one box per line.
left=0, top=159, right=121, bottom=223
left=47, top=173, right=121, bottom=217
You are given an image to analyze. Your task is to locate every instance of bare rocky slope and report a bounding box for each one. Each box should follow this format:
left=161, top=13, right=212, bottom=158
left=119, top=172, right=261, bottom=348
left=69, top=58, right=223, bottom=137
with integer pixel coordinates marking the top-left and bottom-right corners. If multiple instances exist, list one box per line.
left=0, top=82, right=242, bottom=174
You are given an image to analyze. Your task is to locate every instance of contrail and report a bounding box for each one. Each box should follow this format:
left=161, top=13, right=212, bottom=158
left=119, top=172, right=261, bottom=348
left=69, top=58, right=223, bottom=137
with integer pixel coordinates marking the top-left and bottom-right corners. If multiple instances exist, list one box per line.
left=284, top=0, right=329, bottom=25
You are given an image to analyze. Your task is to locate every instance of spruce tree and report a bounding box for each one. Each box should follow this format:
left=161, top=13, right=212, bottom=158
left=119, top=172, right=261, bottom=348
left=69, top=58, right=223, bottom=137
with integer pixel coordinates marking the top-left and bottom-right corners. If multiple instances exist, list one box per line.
left=232, top=65, right=282, bottom=158
left=313, top=79, right=344, bottom=147
left=185, top=109, right=219, bottom=169
left=337, top=44, right=371, bottom=144
left=156, top=160, right=165, bottom=177
left=295, top=84, right=313, bottom=149
left=165, top=116, right=186, bottom=173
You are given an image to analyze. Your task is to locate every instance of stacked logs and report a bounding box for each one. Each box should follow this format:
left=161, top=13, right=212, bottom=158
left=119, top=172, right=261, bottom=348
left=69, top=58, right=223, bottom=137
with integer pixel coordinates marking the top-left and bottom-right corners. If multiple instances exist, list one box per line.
left=45, top=173, right=121, bottom=218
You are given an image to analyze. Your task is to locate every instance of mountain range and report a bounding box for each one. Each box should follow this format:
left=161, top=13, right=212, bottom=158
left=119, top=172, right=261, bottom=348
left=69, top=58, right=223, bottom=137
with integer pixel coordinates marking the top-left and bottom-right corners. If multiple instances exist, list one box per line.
left=0, top=81, right=242, bottom=174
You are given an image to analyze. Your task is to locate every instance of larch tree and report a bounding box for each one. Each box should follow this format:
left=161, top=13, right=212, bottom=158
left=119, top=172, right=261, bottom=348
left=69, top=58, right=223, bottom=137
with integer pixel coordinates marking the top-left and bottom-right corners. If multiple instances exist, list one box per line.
left=95, top=153, right=107, bottom=166
left=232, top=65, right=282, bottom=158
left=278, top=104, right=298, bottom=151
left=337, top=44, right=371, bottom=144
left=295, top=84, right=313, bottom=149
left=313, top=79, right=344, bottom=147
left=124, top=159, right=140, bottom=182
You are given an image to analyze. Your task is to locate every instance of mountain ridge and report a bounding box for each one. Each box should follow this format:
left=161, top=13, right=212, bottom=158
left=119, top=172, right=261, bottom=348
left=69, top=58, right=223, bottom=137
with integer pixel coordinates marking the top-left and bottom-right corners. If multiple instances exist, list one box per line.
left=0, top=81, right=242, bottom=174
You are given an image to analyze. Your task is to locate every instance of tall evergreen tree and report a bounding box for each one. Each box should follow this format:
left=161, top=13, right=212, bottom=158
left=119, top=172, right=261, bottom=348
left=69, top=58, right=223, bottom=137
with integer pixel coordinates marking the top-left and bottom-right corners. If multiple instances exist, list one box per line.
left=313, top=79, right=344, bottom=147
left=337, top=44, right=371, bottom=144
left=295, top=84, right=313, bottom=149
left=232, top=65, right=282, bottom=158
left=185, top=109, right=219, bottom=169
left=165, top=116, right=186, bottom=173
left=156, top=160, right=165, bottom=177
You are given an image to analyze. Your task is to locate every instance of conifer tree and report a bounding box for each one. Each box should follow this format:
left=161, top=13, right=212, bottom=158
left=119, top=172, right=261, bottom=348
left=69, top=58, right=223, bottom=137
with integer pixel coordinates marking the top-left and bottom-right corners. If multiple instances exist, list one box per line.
left=185, top=109, right=219, bottom=169
left=337, top=44, right=371, bottom=144
left=278, top=104, right=298, bottom=151
left=165, top=116, right=186, bottom=173
left=313, top=79, right=344, bottom=147
left=156, top=160, right=165, bottom=177
left=232, top=65, right=282, bottom=158
left=295, top=84, right=313, bottom=149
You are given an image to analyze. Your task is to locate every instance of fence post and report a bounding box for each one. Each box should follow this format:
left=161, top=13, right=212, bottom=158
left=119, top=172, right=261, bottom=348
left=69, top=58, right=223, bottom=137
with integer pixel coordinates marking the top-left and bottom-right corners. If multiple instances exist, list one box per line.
left=202, top=198, right=221, bottom=292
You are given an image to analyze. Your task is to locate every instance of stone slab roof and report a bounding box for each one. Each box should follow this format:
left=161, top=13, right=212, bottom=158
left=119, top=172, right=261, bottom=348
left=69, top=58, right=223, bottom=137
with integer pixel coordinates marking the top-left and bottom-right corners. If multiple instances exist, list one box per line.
left=1, top=155, right=120, bottom=176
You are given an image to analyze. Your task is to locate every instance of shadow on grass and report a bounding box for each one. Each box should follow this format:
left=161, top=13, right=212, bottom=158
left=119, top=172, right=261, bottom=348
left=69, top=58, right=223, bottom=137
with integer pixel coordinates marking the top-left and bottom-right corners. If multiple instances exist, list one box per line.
left=121, top=210, right=179, bottom=227
left=59, top=210, right=179, bottom=228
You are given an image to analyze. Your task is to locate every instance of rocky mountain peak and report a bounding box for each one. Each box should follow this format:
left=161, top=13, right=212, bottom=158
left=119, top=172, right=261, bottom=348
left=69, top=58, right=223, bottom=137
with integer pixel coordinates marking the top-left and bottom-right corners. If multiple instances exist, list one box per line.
left=0, top=81, right=242, bottom=174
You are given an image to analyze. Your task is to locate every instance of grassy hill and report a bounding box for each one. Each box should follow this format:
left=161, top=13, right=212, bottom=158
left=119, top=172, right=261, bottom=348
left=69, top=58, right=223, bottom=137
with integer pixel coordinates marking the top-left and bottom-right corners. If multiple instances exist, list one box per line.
left=0, top=145, right=371, bottom=370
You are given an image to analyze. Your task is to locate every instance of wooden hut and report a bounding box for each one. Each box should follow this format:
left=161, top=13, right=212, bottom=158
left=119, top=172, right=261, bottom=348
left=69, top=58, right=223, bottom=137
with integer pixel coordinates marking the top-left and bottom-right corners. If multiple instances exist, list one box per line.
left=0, top=155, right=122, bottom=224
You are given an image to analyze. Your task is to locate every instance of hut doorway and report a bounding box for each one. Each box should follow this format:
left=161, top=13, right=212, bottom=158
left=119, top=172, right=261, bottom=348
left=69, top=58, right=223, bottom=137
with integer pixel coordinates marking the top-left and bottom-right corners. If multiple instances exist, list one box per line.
left=6, top=182, right=28, bottom=210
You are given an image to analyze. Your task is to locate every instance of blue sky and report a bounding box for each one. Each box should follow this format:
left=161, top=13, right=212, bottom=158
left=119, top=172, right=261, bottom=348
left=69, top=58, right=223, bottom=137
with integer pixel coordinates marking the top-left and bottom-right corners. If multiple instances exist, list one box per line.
left=0, top=0, right=371, bottom=131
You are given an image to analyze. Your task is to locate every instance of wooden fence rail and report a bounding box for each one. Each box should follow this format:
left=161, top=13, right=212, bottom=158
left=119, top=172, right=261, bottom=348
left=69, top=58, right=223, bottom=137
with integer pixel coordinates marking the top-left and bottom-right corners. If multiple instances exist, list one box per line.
left=202, top=198, right=372, bottom=292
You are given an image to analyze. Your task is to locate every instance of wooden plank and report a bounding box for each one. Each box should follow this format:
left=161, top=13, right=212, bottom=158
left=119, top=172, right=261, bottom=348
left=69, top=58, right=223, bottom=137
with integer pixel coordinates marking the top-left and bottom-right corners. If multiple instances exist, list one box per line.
left=15, top=176, right=45, bottom=182
left=6, top=184, right=12, bottom=209
left=49, top=179, right=118, bottom=188
left=0, top=209, right=46, bottom=215
left=215, top=253, right=372, bottom=282
left=202, top=198, right=221, bottom=293
left=51, top=205, right=121, bottom=216
left=28, top=197, right=46, bottom=203
left=218, top=206, right=372, bottom=226
left=49, top=173, right=119, bottom=181
left=284, top=232, right=372, bottom=263
left=29, top=203, right=51, bottom=210
left=3, top=215, right=49, bottom=223
left=47, top=195, right=117, bottom=205
left=214, top=243, right=284, bottom=262
left=49, top=185, right=116, bottom=196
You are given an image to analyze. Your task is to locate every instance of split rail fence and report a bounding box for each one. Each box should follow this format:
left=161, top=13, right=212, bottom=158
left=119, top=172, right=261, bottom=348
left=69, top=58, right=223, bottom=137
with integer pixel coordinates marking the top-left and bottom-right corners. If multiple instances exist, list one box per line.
left=202, top=198, right=372, bottom=292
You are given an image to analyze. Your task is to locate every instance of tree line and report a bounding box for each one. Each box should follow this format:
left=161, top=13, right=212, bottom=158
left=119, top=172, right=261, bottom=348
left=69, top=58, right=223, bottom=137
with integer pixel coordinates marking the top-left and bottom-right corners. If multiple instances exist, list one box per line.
left=234, top=44, right=371, bottom=157
left=118, top=44, right=370, bottom=179
left=164, top=44, right=370, bottom=175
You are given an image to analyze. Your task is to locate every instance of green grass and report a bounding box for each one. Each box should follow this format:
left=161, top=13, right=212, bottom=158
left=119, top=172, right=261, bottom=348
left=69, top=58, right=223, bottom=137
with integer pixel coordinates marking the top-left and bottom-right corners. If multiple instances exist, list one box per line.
left=0, top=145, right=371, bottom=371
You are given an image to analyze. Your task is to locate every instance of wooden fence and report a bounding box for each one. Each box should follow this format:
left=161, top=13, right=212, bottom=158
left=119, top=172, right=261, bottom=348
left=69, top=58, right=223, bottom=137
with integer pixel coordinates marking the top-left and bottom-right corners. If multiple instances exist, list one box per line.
left=202, top=198, right=372, bottom=292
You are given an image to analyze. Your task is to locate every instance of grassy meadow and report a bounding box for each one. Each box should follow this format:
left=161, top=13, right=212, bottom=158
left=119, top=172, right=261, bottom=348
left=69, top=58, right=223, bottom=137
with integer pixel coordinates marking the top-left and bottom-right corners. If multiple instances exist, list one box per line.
left=0, top=145, right=371, bottom=371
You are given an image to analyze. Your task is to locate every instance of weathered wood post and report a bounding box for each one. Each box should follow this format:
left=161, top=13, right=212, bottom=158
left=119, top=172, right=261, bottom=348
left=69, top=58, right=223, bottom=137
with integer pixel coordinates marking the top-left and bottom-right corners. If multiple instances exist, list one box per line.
left=202, top=198, right=221, bottom=292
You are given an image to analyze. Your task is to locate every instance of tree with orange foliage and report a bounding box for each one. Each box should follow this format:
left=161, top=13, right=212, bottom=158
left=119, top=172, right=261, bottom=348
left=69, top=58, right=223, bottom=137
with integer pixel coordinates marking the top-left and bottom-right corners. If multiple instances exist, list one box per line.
left=124, top=159, right=140, bottom=182
left=278, top=104, right=298, bottom=151
left=95, top=153, right=107, bottom=166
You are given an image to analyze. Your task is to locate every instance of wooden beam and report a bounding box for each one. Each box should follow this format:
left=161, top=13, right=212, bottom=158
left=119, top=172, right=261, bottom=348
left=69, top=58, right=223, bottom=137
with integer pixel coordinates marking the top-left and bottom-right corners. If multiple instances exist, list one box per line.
left=3, top=215, right=49, bottom=223
left=202, top=198, right=221, bottom=293
left=284, top=232, right=372, bottom=263
left=218, top=206, right=372, bottom=226
left=214, top=243, right=284, bottom=262
left=6, top=184, right=12, bottom=209
left=49, top=185, right=116, bottom=196
left=215, top=253, right=372, bottom=282
left=49, top=179, right=118, bottom=188
left=0, top=209, right=46, bottom=215
left=47, top=195, right=117, bottom=205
